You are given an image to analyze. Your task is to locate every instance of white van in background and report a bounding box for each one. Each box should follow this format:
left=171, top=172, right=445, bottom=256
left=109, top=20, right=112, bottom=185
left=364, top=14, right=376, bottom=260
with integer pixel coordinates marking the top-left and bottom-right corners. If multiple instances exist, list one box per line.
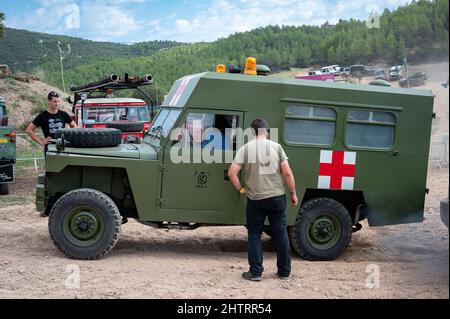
left=321, top=65, right=340, bottom=75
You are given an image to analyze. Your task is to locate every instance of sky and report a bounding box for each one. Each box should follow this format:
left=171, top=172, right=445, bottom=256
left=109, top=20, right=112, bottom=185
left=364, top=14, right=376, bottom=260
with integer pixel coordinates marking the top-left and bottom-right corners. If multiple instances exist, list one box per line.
left=1, top=0, right=412, bottom=43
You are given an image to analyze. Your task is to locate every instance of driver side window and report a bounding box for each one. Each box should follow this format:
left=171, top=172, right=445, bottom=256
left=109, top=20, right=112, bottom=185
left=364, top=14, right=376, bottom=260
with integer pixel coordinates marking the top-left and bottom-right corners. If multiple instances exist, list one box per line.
left=176, top=112, right=238, bottom=151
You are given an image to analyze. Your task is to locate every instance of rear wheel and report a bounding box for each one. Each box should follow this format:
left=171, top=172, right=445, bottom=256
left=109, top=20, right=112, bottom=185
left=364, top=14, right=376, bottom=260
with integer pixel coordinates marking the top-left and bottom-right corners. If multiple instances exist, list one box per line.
left=48, top=189, right=121, bottom=260
left=289, top=198, right=352, bottom=261
left=0, top=183, right=10, bottom=195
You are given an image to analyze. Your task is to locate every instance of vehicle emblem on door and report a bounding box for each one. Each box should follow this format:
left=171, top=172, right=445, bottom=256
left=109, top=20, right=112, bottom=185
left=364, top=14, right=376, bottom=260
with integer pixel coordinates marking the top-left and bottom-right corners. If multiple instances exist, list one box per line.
left=194, top=170, right=210, bottom=188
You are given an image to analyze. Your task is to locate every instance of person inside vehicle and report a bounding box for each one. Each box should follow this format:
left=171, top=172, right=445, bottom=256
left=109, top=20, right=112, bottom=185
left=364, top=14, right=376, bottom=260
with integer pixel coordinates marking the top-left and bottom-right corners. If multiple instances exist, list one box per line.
left=106, top=88, right=114, bottom=98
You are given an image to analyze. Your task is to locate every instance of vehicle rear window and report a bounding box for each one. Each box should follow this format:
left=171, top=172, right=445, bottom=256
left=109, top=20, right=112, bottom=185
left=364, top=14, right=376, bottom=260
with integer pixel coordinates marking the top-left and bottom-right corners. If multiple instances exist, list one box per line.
left=346, top=110, right=395, bottom=149
left=284, top=105, right=336, bottom=146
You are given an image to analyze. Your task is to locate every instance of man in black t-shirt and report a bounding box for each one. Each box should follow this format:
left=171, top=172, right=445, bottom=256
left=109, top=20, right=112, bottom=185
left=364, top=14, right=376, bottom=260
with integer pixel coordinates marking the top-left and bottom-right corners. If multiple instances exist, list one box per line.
left=26, top=91, right=77, bottom=149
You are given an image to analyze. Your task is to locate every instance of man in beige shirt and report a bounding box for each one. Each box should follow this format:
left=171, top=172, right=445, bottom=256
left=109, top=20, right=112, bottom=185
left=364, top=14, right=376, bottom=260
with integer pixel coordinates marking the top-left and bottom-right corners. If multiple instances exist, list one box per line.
left=228, top=119, right=298, bottom=281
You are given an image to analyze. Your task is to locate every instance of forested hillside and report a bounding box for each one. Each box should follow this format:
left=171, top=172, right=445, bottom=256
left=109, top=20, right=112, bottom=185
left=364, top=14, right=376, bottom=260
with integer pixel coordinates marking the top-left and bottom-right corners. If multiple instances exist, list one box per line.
left=0, top=27, right=184, bottom=73
left=1, top=0, right=448, bottom=100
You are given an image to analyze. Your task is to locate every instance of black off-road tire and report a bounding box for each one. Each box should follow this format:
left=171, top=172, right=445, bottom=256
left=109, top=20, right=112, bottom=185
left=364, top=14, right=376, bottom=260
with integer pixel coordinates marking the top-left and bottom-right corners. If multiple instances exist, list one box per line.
left=289, top=198, right=353, bottom=261
left=48, top=188, right=121, bottom=260
left=106, top=122, right=144, bottom=132
left=55, top=128, right=121, bottom=148
left=0, top=183, right=10, bottom=195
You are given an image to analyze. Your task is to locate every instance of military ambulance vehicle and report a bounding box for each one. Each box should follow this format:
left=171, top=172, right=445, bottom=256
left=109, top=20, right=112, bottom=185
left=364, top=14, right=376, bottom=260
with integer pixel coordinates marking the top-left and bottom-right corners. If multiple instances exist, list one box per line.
left=69, top=74, right=156, bottom=143
left=0, top=96, right=16, bottom=195
left=36, top=59, right=434, bottom=261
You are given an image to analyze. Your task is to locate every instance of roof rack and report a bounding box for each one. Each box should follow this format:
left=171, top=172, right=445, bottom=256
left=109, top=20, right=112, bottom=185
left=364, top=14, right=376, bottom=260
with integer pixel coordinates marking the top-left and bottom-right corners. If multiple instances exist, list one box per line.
left=70, top=73, right=156, bottom=121
left=70, top=73, right=153, bottom=93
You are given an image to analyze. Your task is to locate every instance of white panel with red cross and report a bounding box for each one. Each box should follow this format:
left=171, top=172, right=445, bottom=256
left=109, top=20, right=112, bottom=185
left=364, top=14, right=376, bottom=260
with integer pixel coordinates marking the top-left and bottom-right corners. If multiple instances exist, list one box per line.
left=318, top=150, right=356, bottom=190
left=169, top=76, right=194, bottom=106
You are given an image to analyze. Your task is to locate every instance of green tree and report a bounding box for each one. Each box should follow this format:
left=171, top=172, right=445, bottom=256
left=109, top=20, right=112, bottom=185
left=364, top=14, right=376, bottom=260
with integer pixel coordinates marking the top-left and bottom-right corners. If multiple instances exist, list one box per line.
left=326, top=47, right=335, bottom=64
left=0, top=12, right=4, bottom=38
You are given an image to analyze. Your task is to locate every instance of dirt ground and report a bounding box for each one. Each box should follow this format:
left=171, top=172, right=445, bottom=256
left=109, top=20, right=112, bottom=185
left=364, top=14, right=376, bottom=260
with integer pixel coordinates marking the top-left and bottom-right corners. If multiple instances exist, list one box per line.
left=0, top=166, right=448, bottom=299
left=0, top=62, right=448, bottom=299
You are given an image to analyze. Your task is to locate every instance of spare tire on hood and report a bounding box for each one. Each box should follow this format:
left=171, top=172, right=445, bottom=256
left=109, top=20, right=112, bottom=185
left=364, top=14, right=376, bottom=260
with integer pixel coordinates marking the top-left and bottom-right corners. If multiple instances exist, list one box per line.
left=55, top=128, right=122, bottom=148
left=106, top=121, right=144, bottom=132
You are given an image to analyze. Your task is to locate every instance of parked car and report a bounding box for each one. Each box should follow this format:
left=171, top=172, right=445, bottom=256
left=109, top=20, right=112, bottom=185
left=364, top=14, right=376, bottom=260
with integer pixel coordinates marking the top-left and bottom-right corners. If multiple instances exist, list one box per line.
left=296, top=70, right=335, bottom=82
left=350, top=65, right=370, bottom=77
left=399, top=72, right=426, bottom=88
left=389, top=65, right=403, bottom=81
left=321, top=66, right=336, bottom=75
left=329, top=65, right=341, bottom=75
left=341, top=67, right=351, bottom=77
left=69, top=74, right=156, bottom=143
left=0, top=96, right=16, bottom=195
left=373, top=68, right=387, bottom=80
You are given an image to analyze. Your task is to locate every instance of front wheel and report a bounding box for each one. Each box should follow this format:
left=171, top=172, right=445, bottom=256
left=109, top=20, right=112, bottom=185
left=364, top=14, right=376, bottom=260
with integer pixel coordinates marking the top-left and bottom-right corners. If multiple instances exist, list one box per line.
left=289, top=198, right=352, bottom=261
left=48, top=189, right=121, bottom=260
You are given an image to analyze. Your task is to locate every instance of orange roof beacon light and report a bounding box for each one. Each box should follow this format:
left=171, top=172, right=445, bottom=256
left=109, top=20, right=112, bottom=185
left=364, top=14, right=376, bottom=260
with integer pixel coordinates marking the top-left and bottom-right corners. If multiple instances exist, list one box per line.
left=216, top=64, right=226, bottom=73
left=244, top=57, right=257, bottom=75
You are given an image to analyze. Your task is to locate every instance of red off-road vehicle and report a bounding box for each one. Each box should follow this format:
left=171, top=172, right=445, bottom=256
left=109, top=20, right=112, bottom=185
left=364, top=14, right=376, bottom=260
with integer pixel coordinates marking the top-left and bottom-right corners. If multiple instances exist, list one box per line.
left=69, top=74, right=157, bottom=143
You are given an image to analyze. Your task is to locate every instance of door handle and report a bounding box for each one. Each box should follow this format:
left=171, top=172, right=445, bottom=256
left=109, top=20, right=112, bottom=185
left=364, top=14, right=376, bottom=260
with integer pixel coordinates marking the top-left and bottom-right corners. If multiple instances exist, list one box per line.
left=392, top=150, right=399, bottom=156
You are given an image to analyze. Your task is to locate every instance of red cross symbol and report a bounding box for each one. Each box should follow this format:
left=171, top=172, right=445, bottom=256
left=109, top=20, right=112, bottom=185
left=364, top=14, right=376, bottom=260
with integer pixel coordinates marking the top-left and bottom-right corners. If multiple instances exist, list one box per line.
left=318, top=150, right=356, bottom=190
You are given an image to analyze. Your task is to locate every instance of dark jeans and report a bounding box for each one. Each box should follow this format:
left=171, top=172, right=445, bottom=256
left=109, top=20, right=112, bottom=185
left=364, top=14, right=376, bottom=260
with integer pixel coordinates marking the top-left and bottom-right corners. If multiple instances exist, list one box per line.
left=246, top=194, right=291, bottom=277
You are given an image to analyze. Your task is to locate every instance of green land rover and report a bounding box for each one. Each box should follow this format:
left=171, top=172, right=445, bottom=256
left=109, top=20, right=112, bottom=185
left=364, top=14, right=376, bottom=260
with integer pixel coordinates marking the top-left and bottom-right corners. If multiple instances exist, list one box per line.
left=36, top=70, right=435, bottom=261
left=0, top=96, right=16, bottom=195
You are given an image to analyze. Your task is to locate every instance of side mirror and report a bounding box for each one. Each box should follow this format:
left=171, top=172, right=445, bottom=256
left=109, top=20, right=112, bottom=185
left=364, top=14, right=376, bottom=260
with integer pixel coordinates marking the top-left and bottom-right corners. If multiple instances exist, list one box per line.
left=1, top=116, right=8, bottom=126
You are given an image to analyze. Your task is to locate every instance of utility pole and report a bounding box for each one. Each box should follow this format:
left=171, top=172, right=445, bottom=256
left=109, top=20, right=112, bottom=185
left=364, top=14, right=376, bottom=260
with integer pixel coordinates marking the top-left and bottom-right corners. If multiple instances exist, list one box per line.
left=403, top=57, right=409, bottom=88
left=57, top=42, right=71, bottom=93
left=155, top=80, right=159, bottom=106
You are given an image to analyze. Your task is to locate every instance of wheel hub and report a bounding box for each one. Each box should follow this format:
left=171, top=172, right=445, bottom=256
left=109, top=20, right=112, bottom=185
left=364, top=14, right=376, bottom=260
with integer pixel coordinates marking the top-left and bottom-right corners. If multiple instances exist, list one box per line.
left=77, top=220, right=90, bottom=232
left=64, top=208, right=103, bottom=244
left=307, top=213, right=341, bottom=250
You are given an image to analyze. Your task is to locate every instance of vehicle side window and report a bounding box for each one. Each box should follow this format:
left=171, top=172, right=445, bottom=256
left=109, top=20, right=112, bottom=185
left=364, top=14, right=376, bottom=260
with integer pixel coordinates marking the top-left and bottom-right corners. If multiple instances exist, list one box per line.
left=346, top=110, right=395, bottom=149
left=84, top=107, right=115, bottom=123
left=97, top=108, right=115, bottom=122
left=177, top=112, right=238, bottom=150
left=85, top=108, right=98, bottom=123
left=284, top=105, right=336, bottom=146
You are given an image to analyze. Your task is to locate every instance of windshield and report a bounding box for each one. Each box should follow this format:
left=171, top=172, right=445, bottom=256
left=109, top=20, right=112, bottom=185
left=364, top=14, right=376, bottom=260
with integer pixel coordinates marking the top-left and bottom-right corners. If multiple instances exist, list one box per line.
left=142, top=108, right=181, bottom=148
left=83, top=106, right=150, bottom=123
